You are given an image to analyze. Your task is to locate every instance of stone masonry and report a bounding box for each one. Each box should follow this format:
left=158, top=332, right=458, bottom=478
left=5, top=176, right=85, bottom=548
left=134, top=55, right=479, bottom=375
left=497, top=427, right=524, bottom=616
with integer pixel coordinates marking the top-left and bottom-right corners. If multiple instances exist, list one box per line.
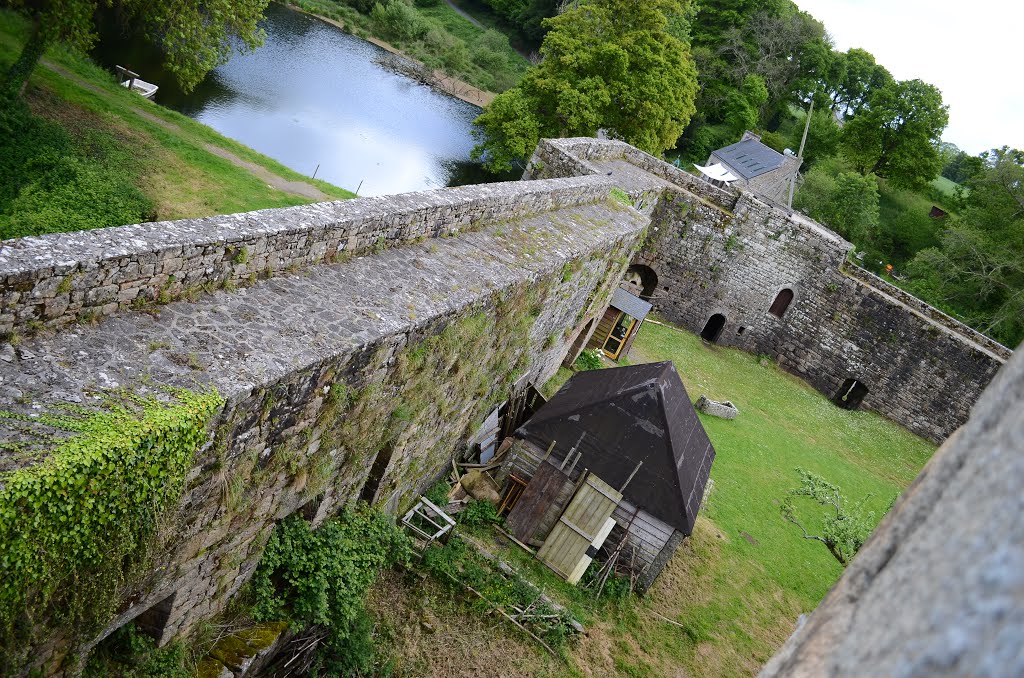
left=0, top=136, right=1013, bottom=673
left=0, top=176, right=649, bottom=673
left=525, top=138, right=1009, bottom=442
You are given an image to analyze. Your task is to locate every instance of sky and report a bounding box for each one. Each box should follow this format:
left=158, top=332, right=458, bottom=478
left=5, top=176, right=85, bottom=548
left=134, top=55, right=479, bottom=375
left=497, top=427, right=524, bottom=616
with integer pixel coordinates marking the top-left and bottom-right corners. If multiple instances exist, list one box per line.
left=795, top=0, right=1023, bottom=155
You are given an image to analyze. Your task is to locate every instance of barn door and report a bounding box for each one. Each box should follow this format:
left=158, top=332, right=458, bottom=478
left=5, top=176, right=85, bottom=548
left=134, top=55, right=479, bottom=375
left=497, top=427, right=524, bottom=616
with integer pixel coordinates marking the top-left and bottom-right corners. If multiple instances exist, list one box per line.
left=537, top=473, right=622, bottom=584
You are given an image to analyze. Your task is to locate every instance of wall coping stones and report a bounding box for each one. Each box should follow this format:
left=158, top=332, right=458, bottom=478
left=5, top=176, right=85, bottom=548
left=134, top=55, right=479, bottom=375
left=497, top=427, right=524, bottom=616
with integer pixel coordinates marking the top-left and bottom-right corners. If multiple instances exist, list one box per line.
left=841, top=262, right=1011, bottom=361
left=0, top=174, right=622, bottom=338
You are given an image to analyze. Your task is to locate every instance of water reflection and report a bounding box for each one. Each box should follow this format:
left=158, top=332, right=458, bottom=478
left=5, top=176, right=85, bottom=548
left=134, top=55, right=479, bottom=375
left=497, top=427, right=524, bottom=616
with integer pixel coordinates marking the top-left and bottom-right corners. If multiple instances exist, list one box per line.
left=94, top=3, right=514, bottom=196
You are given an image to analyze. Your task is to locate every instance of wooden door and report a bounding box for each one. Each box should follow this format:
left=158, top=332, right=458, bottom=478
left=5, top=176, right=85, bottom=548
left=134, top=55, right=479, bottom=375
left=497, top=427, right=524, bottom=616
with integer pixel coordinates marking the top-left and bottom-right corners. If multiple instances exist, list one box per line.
left=537, top=473, right=622, bottom=584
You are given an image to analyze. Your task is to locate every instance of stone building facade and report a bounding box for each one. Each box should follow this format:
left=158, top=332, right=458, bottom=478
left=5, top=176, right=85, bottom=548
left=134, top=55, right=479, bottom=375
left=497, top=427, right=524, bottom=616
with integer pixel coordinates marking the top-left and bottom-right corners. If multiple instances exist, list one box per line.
left=526, top=138, right=1009, bottom=443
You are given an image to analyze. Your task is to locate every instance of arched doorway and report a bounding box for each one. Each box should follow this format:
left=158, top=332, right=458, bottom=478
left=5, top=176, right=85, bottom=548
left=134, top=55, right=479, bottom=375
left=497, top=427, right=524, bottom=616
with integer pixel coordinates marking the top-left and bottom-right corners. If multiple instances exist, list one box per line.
left=700, top=314, right=726, bottom=343
left=769, top=288, right=794, bottom=317
left=624, top=264, right=658, bottom=300
left=832, top=379, right=869, bottom=410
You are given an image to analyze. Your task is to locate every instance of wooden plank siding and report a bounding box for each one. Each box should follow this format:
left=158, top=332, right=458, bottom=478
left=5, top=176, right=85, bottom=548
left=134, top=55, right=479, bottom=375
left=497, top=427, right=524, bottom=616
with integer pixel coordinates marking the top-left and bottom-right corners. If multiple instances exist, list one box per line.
left=500, top=440, right=678, bottom=582
left=506, top=461, right=574, bottom=544
left=538, top=474, right=623, bottom=583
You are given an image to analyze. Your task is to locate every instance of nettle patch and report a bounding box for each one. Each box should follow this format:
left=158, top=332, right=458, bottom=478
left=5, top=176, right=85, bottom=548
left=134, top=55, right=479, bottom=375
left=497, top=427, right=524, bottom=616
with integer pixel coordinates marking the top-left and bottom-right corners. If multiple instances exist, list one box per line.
left=0, top=387, right=223, bottom=671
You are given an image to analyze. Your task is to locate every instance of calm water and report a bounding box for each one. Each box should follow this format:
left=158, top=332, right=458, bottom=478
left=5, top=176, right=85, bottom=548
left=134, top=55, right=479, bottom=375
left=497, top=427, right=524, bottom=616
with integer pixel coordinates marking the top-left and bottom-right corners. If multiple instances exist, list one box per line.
left=95, top=3, right=512, bottom=196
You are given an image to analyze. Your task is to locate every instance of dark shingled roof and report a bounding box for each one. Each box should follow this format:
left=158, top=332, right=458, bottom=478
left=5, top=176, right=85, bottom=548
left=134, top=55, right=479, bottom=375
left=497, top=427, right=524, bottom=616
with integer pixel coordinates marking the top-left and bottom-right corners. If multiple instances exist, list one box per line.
left=515, top=362, right=715, bottom=535
left=714, top=138, right=785, bottom=179
left=610, top=287, right=652, bottom=321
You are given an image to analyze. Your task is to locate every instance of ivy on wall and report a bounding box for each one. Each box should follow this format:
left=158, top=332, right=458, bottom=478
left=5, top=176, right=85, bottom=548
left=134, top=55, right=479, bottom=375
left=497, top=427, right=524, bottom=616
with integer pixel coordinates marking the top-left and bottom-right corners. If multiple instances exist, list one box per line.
left=0, top=388, right=224, bottom=670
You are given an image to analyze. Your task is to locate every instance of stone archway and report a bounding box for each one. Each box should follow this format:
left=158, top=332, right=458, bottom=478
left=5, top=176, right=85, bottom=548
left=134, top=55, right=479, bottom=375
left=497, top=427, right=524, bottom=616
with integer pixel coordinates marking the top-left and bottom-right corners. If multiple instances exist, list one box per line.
left=624, top=264, right=659, bottom=300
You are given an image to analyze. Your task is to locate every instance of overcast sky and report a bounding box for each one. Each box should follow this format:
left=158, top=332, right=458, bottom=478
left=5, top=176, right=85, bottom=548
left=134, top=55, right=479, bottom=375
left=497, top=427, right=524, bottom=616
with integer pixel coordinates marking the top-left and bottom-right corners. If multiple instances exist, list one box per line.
left=795, top=0, right=1022, bottom=155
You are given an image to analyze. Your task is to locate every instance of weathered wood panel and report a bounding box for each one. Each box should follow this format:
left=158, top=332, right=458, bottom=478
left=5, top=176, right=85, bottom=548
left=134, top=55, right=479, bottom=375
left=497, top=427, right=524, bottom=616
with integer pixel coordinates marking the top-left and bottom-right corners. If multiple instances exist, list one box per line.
left=506, top=461, right=573, bottom=543
left=538, top=474, right=622, bottom=582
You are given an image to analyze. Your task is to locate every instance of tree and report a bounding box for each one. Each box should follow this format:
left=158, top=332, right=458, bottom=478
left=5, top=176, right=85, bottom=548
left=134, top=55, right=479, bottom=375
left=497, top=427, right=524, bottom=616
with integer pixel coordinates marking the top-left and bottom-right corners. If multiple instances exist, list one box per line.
left=822, top=48, right=892, bottom=118
left=841, top=79, right=949, bottom=189
left=794, top=163, right=880, bottom=247
left=907, top=147, right=1024, bottom=347
left=2, top=0, right=269, bottom=101
left=473, top=0, right=699, bottom=171
left=780, top=468, right=885, bottom=566
left=722, top=74, right=768, bottom=137
left=942, top=149, right=986, bottom=185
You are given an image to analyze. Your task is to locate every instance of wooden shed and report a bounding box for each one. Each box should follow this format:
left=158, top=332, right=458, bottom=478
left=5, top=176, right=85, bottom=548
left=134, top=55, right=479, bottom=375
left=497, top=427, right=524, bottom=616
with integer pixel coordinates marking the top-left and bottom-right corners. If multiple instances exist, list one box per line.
left=586, top=288, right=653, bottom=361
left=500, top=362, right=716, bottom=593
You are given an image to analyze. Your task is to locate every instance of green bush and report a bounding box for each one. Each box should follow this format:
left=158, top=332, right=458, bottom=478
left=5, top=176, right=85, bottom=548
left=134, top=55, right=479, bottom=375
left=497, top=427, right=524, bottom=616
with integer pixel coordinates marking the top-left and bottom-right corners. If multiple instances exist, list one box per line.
left=371, top=0, right=430, bottom=41
left=83, top=623, right=191, bottom=678
left=414, top=0, right=441, bottom=6
left=250, top=507, right=410, bottom=671
left=458, top=499, right=501, bottom=527
left=574, top=349, right=603, bottom=371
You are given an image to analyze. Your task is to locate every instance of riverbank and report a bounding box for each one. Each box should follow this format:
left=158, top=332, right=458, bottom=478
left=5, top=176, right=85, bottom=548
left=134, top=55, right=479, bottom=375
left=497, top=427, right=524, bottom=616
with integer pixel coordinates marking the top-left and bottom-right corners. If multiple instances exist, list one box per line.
left=286, top=0, right=529, bottom=107
left=290, top=4, right=495, bottom=107
left=0, top=10, right=354, bottom=239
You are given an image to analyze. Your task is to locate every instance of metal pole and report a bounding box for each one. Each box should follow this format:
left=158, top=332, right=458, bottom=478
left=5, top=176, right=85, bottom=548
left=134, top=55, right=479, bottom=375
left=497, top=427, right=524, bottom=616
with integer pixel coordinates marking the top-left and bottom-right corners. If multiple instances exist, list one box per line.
left=789, top=97, right=814, bottom=209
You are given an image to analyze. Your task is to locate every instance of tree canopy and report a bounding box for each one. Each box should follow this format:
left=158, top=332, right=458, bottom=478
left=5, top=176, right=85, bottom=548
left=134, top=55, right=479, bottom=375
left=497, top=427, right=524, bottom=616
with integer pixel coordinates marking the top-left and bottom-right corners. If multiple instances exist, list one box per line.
left=472, top=0, right=699, bottom=171
left=841, top=79, right=949, bottom=189
left=2, top=0, right=269, bottom=100
left=907, top=148, right=1024, bottom=347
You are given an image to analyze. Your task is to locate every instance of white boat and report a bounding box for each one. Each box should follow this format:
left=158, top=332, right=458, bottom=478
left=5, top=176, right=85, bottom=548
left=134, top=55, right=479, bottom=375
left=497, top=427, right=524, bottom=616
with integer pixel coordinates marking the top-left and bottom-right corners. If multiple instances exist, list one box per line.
left=115, top=65, right=158, bottom=99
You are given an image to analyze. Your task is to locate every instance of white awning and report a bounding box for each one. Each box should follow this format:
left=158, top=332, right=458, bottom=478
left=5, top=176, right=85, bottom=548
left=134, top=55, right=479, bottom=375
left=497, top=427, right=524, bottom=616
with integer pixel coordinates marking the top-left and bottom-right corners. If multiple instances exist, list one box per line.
left=694, top=163, right=739, bottom=183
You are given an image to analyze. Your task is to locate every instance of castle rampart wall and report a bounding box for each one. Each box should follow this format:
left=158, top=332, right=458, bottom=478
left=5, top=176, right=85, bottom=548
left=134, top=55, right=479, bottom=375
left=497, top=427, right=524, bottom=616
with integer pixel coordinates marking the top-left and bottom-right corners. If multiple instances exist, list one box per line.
left=526, top=138, right=1009, bottom=443
left=0, top=180, right=646, bottom=673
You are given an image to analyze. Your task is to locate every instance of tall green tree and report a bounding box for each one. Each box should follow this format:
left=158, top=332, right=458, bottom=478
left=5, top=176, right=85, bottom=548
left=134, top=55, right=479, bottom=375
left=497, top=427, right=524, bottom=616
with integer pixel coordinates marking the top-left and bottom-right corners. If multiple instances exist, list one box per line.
left=794, top=163, right=880, bottom=248
left=841, top=79, right=949, bottom=189
left=907, top=147, right=1024, bottom=347
left=2, top=0, right=269, bottom=101
left=821, top=48, right=892, bottom=117
left=472, top=0, right=699, bottom=171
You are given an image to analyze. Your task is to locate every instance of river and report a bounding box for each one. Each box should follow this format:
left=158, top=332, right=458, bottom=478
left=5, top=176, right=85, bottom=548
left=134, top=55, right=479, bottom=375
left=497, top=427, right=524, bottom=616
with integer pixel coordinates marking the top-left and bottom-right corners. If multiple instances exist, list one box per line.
left=94, top=2, right=514, bottom=196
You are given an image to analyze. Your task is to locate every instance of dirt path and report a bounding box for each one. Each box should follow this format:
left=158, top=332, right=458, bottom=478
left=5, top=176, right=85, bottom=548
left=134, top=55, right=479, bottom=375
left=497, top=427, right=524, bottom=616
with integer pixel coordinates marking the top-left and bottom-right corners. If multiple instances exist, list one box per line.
left=444, top=0, right=484, bottom=28
left=40, top=60, right=330, bottom=201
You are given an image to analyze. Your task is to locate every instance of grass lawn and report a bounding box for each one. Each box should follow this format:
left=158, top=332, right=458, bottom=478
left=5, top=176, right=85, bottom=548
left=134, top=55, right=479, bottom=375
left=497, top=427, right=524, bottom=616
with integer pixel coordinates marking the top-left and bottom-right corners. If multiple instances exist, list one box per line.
left=0, top=11, right=353, bottom=237
left=385, top=318, right=936, bottom=677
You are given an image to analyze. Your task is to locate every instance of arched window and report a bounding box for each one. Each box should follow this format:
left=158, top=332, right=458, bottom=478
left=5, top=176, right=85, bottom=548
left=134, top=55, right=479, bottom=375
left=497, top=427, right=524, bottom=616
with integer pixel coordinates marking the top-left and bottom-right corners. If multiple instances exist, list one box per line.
left=769, top=288, right=794, bottom=318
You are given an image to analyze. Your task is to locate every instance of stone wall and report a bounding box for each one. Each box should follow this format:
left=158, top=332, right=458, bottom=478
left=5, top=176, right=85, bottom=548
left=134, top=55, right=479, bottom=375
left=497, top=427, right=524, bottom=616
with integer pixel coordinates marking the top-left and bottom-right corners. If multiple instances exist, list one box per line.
left=0, top=181, right=648, bottom=673
left=0, top=175, right=622, bottom=339
left=526, top=138, right=1009, bottom=443
left=757, top=339, right=1024, bottom=677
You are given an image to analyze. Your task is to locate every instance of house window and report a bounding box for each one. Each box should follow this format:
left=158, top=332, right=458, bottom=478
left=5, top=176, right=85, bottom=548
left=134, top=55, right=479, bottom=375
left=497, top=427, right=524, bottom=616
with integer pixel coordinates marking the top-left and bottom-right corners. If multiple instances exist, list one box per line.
left=769, top=288, right=794, bottom=318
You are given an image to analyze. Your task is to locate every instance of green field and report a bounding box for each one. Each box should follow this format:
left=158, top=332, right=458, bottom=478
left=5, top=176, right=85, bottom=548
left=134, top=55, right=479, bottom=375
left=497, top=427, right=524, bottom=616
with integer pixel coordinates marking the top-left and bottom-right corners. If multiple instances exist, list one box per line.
left=0, top=11, right=353, bottom=239
left=427, top=319, right=936, bottom=677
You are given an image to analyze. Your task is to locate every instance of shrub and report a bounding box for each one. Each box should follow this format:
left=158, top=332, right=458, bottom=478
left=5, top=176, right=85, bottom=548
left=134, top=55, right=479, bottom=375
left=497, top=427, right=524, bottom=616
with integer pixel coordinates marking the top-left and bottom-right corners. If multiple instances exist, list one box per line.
left=574, top=349, right=603, bottom=371
left=458, top=499, right=501, bottom=527
left=371, top=0, right=430, bottom=42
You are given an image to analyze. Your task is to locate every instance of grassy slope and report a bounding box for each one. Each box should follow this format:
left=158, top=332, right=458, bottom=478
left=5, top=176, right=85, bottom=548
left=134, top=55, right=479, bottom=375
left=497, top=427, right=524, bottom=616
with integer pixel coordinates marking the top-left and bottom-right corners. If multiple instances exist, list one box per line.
left=372, top=319, right=935, bottom=677
left=0, top=12, right=352, bottom=226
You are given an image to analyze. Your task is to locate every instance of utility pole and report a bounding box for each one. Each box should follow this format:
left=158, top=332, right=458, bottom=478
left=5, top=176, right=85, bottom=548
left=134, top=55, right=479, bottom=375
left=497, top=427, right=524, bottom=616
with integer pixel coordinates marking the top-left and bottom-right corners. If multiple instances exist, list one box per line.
left=788, top=97, right=813, bottom=209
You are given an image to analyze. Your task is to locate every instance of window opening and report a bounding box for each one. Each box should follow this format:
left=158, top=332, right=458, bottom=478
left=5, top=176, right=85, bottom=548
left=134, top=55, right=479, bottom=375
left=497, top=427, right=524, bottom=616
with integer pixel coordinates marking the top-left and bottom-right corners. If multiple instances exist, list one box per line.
left=769, top=288, right=794, bottom=318
left=359, top=444, right=395, bottom=504
left=832, top=378, right=869, bottom=411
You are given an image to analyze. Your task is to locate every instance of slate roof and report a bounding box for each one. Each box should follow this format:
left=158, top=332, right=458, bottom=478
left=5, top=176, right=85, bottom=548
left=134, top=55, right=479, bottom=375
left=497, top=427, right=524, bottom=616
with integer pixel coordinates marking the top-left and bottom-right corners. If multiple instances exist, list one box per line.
left=515, top=362, right=715, bottom=535
left=610, top=287, right=653, bottom=321
left=713, top=138, right=786, bottom=179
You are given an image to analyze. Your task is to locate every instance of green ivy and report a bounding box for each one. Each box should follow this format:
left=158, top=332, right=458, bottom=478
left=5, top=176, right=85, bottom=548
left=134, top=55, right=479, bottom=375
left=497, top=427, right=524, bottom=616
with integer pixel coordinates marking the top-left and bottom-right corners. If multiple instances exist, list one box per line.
left=0, top=387, right=223, bottom=669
